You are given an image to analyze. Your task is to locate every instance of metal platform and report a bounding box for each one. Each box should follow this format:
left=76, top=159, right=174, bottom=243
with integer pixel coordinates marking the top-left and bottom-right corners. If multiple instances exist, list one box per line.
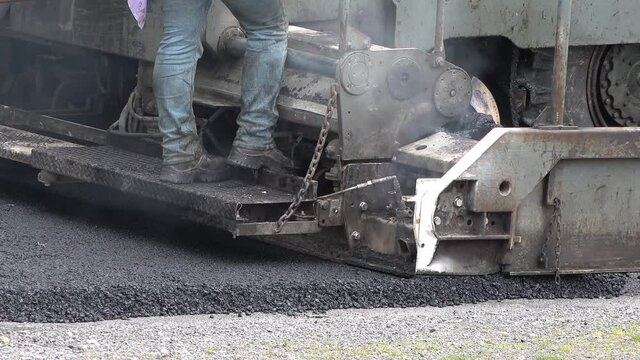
left=0, top=125, right=78, bottom=164
left=0, top=124, right=319, bottom=236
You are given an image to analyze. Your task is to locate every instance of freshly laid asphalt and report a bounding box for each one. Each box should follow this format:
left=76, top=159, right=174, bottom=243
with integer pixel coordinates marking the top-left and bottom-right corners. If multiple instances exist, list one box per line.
left=0, top=161, right=630, bottom=323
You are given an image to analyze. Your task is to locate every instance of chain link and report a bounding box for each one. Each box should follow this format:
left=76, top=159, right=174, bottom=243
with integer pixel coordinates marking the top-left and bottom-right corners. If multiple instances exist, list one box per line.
left=539, top=197, right=563, bottom=283
left=553, top=197, right=563, bottom=284
left=274, top=83, right=339, bottom=233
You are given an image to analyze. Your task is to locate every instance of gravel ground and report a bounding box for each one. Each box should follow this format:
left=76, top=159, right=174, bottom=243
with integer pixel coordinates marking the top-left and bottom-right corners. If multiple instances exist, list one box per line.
left=0, top=295, right=639, bottom=359
left=0, top=161, right=633, bottom=324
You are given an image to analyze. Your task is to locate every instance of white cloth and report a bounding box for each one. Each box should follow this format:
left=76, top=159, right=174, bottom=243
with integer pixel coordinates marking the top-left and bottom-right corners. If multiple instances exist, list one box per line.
left=128, top=0, right=147, bottom=29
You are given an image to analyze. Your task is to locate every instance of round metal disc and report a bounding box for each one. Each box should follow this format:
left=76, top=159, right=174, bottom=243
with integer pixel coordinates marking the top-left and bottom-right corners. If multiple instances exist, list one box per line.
left=340, top=52, right=371, bottom=96
left=387, top=57, right=422, bottom=101
left=434, top=69, right=472, bottom=118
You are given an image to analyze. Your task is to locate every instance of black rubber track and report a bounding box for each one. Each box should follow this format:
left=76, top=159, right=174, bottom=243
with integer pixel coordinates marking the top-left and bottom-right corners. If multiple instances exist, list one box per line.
left=0, top=161, right=629, bottom=323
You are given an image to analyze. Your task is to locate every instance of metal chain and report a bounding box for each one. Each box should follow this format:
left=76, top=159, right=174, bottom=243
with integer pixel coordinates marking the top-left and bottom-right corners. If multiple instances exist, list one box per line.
left=539, top=197, right=563, bottom=283
left=553, top=197, right=563, bottom=284
left=274, top=83, right=339, bottom=233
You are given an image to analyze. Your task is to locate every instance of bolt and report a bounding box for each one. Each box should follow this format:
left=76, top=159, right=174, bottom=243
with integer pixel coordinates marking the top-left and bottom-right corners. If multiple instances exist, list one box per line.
left=351, top=231, right=361, bottom=241
left=453, top=198, right=464, bottom=208
left=434, top=216, right=442, bottom=226
left=359, top=202, right=369, bottom=211
left=450, top=89, right=457, bottom=98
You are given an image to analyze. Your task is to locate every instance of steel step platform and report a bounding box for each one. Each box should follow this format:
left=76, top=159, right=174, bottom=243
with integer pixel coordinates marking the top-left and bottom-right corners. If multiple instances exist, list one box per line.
left=0, top=124, right=319, bottom=236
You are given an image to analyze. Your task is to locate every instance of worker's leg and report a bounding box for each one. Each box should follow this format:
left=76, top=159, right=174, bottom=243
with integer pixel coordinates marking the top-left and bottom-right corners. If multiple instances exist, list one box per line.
left=153, top=0, right=211, bottom=166
left=153, top=0, right=229, bottom=183
left=223, top=0, right=294, bottom=172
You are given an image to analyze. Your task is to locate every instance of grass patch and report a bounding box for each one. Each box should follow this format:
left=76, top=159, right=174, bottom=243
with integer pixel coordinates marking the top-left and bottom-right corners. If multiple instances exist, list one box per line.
left=628, top=332, right=640, bottom=343
left=203, top=345, right=216, bottom=355
left=440, top=356, right=466, bottom=360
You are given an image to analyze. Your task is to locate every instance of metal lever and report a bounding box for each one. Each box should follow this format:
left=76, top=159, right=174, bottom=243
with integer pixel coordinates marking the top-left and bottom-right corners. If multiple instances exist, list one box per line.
left=550, top=0, right=573, bottom=127
left=431, top=0, right=447, bottom=67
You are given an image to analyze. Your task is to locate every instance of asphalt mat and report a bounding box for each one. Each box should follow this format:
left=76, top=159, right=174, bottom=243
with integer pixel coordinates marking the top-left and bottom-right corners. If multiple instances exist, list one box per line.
left=0, top=161, right=631, bottom=323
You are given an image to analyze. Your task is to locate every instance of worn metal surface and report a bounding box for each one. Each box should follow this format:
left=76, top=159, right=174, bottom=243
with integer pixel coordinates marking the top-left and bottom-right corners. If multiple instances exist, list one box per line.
left=5, top=0, right=640, bottom=64
left=0, top=125, right=77, bottom=164
left=225, top=36, right=338, bottom=78
left=395, top=0, right=640, bottom=51
left=431, top=0, right=446, bottom=67
left=342, top=176, right=407, bottom=254
left=413, top=127, right=640, bottom=275
left=462, top=129, right=640, bottom=213
left=234, top=221, right=321, bottom=237
left=0, top=105, right=107, bottom=144
left=394, top=132, right=478, bottom=174
left=28, top=145, right=314, bottom=235
left=549, top=0, right=572, bottom=126
left=3, top=0, right=341, bottom=62
left=598, top=45, right=640, bottom=126
left=337, top=48, right=467, bottom=161
left=503, top=159, right=640, bottom=274
left=0, top=105, right=161, bottom=157
left=188, top=58, right=338, bottom=133
left=433, top=69, right=472, bottom=118
left=6, top=0, right=161, bottom=61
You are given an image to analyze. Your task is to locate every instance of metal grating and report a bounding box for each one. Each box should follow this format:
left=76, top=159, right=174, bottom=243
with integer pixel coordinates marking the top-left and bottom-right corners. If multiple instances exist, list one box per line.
left=30, top=145, right=298, bottom=222
left=0, top=125, right=78, bottom=164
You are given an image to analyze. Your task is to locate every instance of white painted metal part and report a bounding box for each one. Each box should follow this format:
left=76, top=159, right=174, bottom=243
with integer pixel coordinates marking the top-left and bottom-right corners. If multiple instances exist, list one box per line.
left=412, top=128, right=508, bottom=274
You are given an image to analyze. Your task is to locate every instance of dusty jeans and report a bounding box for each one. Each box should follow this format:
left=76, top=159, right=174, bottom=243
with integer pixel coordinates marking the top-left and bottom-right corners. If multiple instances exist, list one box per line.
left=153, top=0, right=288, bottom=165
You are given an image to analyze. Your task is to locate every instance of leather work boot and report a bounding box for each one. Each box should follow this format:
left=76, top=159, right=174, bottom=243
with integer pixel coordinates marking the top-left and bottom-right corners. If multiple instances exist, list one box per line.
left=160, top=153, right=231, bottom=184
left=226, top=146, right=295, bottom=173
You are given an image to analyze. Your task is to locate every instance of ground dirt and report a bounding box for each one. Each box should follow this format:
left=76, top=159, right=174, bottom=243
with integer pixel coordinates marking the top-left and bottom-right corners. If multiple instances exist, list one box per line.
left=0, top=160, right=638, bottom=359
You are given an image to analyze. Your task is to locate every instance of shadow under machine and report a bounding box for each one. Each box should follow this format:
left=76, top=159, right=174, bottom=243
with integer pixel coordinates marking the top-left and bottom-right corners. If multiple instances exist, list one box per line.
left=1, top=0, right=640, bottom=276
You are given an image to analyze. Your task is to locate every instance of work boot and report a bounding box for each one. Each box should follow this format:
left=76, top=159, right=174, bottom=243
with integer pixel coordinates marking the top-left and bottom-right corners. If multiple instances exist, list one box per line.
left=226, top=146, right=295, bottom=173
left=160, top=153, right=231, bottom=184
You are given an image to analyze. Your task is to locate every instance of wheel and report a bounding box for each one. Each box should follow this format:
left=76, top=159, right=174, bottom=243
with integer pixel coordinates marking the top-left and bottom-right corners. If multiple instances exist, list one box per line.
left=511, top=45, right=640, bottom=128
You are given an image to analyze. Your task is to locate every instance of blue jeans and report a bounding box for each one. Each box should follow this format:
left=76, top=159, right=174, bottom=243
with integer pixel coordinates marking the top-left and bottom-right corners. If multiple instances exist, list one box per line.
left=153, top=0, right=288, bottom=165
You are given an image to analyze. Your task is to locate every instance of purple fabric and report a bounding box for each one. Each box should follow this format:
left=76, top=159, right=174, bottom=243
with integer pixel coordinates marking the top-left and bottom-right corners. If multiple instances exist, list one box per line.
left=128, top=0, right=147, bottom=29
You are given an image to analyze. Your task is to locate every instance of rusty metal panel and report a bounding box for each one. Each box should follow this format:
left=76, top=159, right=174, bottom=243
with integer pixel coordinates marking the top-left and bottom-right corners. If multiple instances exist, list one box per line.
left=394, top=132, right=478, bottom=174
left=505, top=159, right=640, bottom=274
left=396, top=0, right=640, bottom=50
left=462, top=128, right=640, bottom=213
left=414, top=127, right=640, bottom=275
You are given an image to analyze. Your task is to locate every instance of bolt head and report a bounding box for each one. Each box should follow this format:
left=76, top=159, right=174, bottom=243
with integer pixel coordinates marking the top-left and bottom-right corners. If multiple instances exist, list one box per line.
left=351, top=231, right=362, bottom=241
left=359, top=202, right=369, bottom=211
left=454, top=198, right=464, bottom=208
left=433, top=216, right=442, bottom=226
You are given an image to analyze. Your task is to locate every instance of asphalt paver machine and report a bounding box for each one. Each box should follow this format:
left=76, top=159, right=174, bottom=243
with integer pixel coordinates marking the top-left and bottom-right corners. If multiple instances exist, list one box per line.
left=1, top=0, right=640, bottom=276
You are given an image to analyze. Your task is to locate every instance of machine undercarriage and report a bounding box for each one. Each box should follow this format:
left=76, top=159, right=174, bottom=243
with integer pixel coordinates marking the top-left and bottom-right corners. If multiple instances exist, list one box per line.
left=1, top=0, right=640, bottom=276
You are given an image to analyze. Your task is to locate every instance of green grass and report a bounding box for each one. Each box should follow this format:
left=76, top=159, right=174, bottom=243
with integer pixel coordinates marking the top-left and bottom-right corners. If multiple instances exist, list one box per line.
left=202, top=345, right=215, bottom=355
left=628, top=332, right=640, bottom=343
left=439, top=356, right=466, bottom=360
